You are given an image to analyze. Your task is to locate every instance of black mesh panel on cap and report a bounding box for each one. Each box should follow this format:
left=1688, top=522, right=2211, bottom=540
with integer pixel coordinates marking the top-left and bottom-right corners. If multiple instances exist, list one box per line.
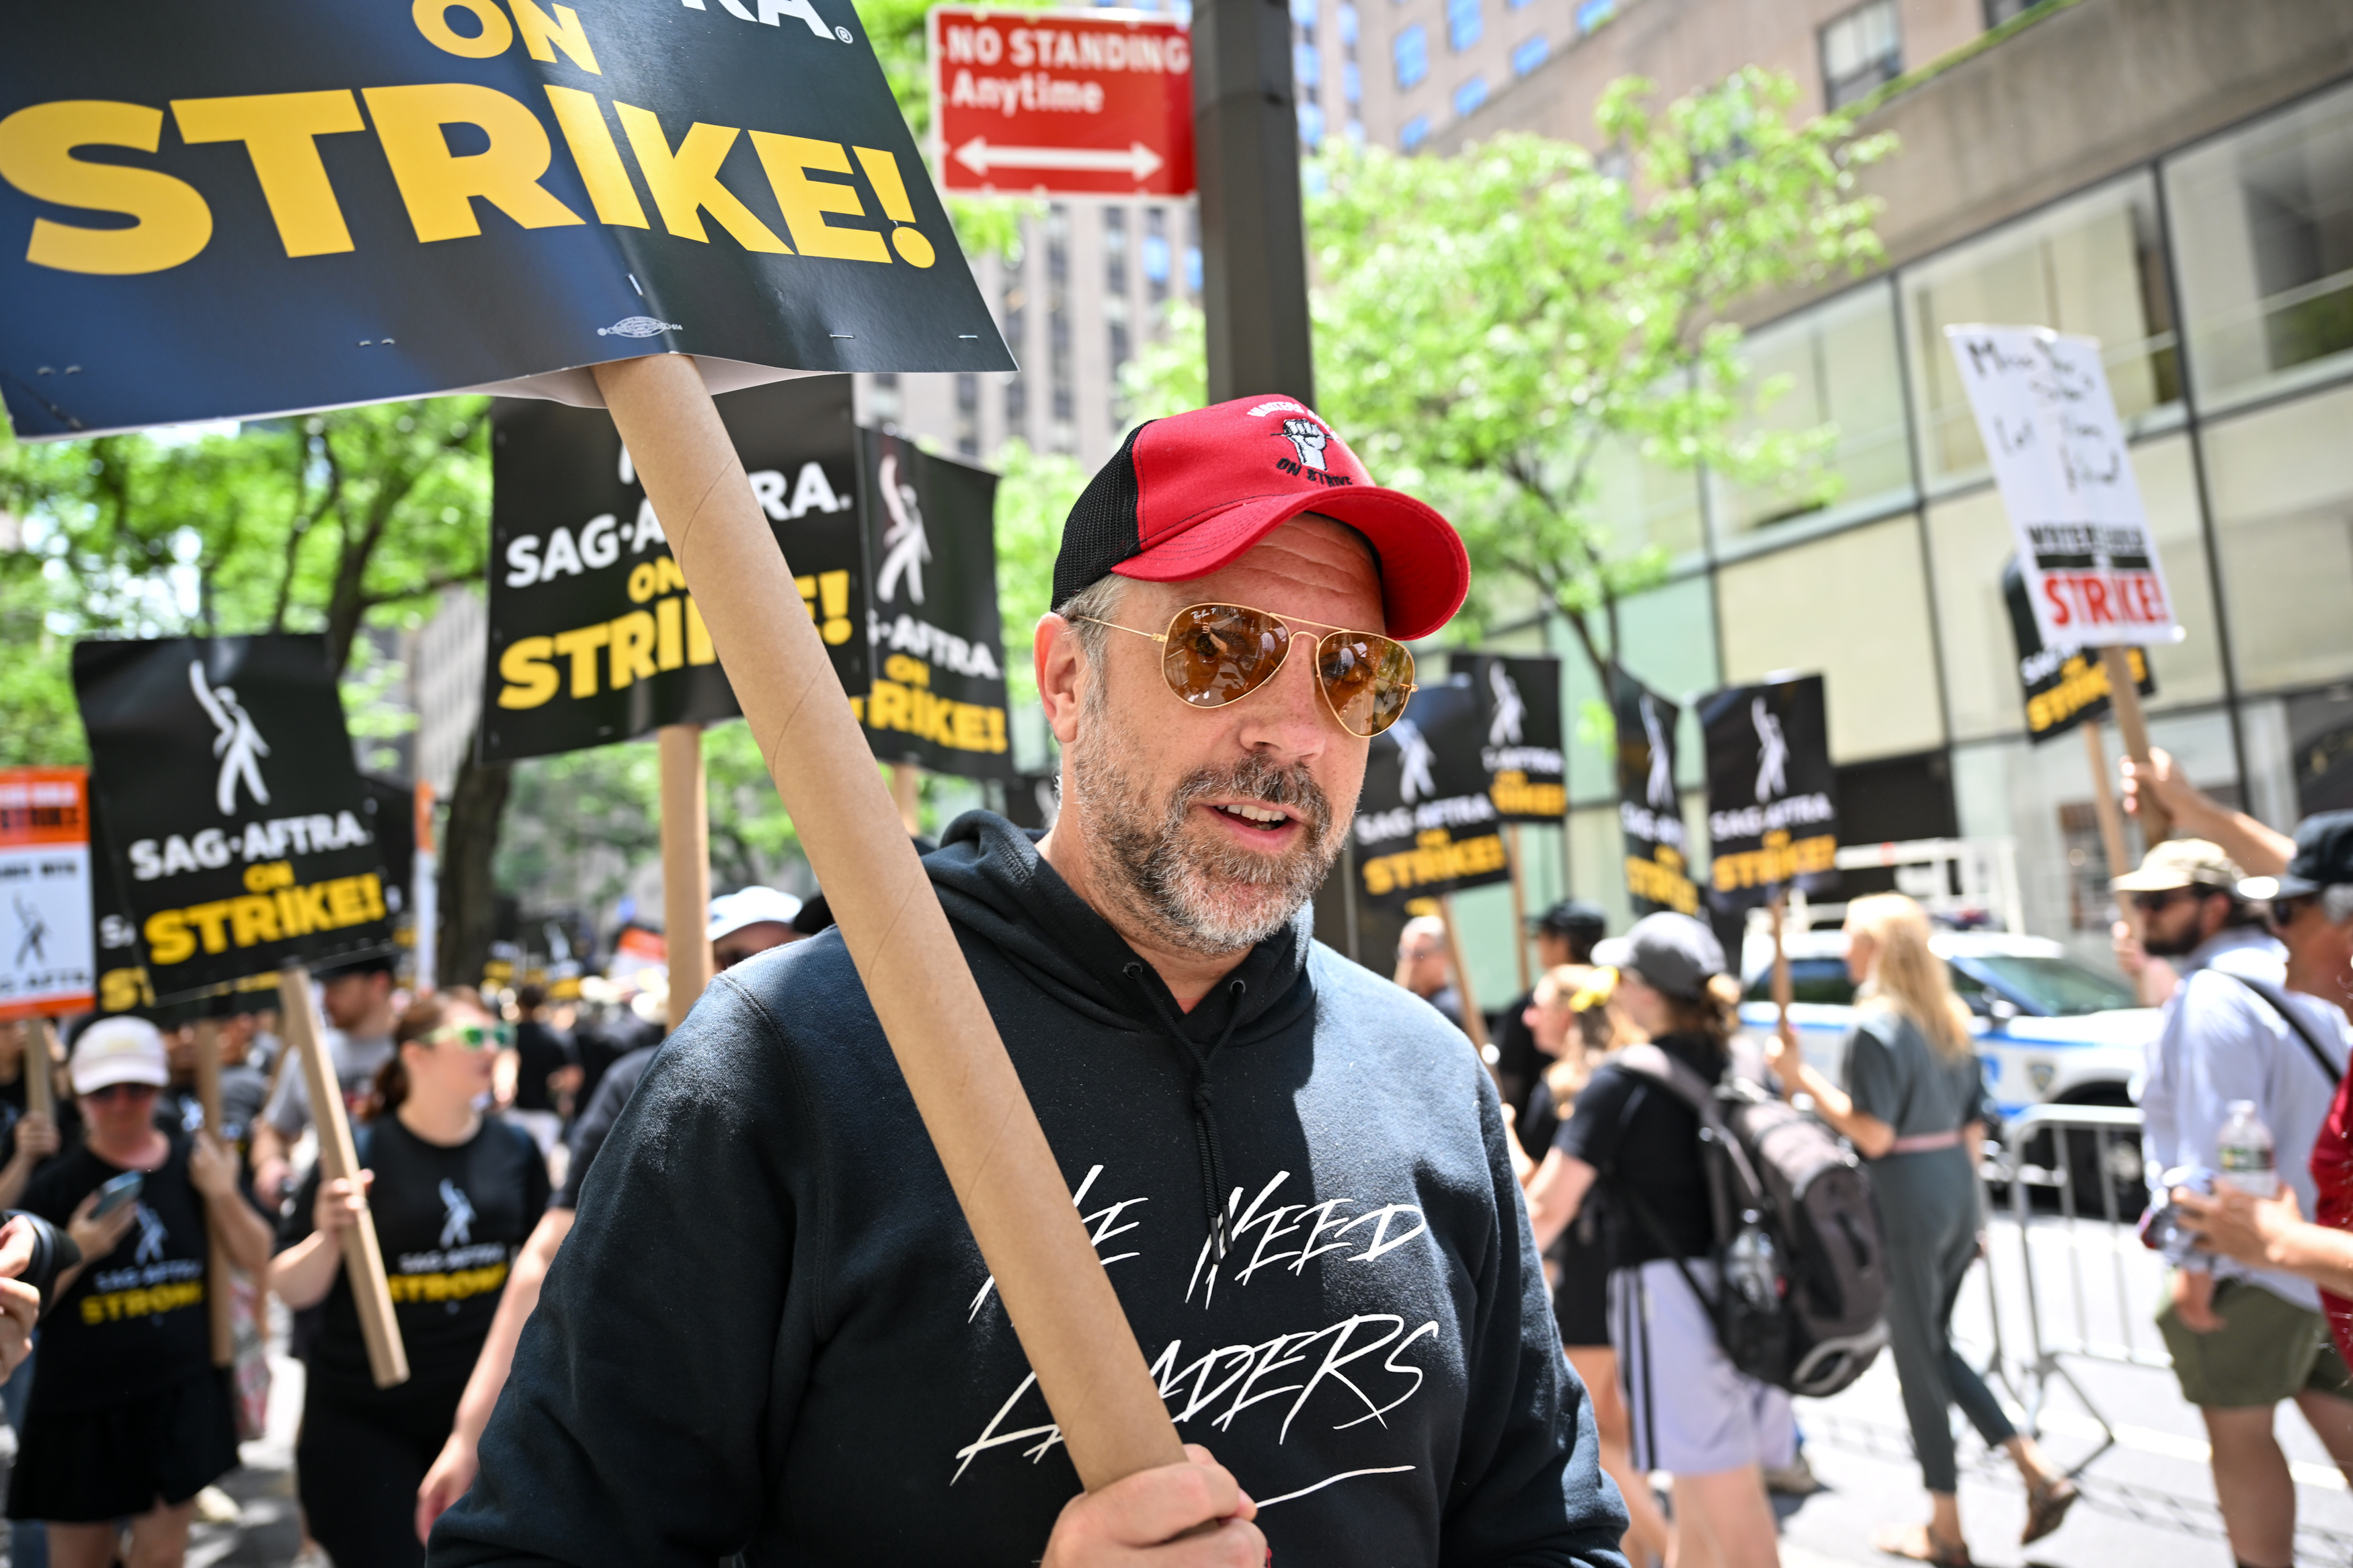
left=1051, top=421, right=1151, bottom=610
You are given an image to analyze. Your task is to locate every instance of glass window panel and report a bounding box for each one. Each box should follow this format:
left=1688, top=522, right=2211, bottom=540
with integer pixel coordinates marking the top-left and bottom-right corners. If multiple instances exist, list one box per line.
left=1925, top=433, right=2225, bottom=741
left=1716, top=515, right=1944, bottom=760
left=1453, top=77, right=1487, bottom=118
left=1511, top=35, right=1548, bottom=76
left=1555, top=575, right=1719, bottom=809
left=1394, top=25, right=1427, bottom=89
left=1902, top=172, right=2182, bottom=493
left=1585, top=436, right=1704, bottom=563
left=2167, top=79, right=2353, bottom=414
left=1447, top=0, right=1480, bottom=51
left=1709, top=279, right=1911, bottom=542
left=2200, top=380, right=2353, bottom=694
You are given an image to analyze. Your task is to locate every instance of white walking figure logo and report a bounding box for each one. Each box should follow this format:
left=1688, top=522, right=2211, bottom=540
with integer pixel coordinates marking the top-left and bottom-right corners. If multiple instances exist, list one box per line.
left=1641, top=697, right=1675, bottom=810
left=132, top=1204, right=167, bottom=1266
left=188, top=662, right=270, bottom=816
left=1486, top=663, right=1525, bottom=748
left=1752, top=697, right=1788, bottom=803
left=1392, top=718, right=1436, bottom=804
left=874, top=451, right=931, bottom=606
left=438, top=1180, right=476, bottom=1249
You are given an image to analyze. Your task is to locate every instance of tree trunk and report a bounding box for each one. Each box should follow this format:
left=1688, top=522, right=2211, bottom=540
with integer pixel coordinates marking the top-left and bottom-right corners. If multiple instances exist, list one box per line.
left=437, top=743, right=511, bottom=993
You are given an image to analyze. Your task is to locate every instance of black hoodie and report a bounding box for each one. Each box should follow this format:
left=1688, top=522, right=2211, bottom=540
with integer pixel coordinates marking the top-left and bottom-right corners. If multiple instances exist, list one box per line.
left=429, top=813, right=1626, bottom=1568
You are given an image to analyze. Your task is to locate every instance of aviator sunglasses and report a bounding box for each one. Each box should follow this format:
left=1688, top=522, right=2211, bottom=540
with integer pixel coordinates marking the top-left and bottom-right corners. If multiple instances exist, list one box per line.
left=1075, top=603, right=1417, bottom=738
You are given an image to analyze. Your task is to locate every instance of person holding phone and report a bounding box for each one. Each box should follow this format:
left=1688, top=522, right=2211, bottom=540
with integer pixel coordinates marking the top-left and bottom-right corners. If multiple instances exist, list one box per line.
left=8, top=1017, right=273, bottom=1568
left=273, top=989, right=549, bottom=1568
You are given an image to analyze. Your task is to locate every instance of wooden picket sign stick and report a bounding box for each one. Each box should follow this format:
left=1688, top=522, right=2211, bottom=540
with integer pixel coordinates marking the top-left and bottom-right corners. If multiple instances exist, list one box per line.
left=278, top=965, right=408, bottom=1389
left=24, top=1020, right=54, bottom=1125
left=2099, top=647, right=2169, bottom=847
left=2081, top=716, right=2143, bottom=944
left=1505, top=825, right=1531, bottom=996
left=1768, top=891, right=1794, bottom=1034
left=192, top=1018, right=235, bottom=1368
left=658, top=723, right=713, bottom=1030
left=592, top=354, right=1183, bottom=1491
left=890, top=761, right=923, bottom=837
left=1436, top=897, right=1490, bottom=1056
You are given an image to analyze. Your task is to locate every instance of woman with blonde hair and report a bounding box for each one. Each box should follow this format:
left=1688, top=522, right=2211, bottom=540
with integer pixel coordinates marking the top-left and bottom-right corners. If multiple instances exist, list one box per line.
left=1519, top=966, right=1670, bottom=1568
left=1767, top=893, right=2076, bottom=1565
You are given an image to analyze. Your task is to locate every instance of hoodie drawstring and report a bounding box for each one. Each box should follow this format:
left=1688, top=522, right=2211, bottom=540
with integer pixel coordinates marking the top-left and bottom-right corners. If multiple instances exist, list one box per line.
left=1124, top=964, right=1246, bottom=1262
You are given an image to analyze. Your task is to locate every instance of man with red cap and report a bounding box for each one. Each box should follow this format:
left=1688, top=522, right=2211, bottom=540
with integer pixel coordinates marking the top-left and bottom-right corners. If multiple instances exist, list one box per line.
left=430, top=400, right=1627, bottom=1567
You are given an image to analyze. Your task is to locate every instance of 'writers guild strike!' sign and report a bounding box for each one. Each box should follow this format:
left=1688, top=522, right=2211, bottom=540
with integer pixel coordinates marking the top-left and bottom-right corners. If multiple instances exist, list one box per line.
left=1702, top=675, right=1839, bottom=911
left=1352, top=679, right=1511, bottom=910
left=2004, top=560, right=2154, bottom=745
left=1451, top=655, right=1565, bottom=823
left=1611, top=671, right=1698, bottom=917
left=0, top=0, right=1009, bottom=440
left=73, top=636, right=395, bottom=999
left=0, top=767, right=95, bottom=1019
left=484, top=376, right=865, bottom=761
left=857, top=429, right=1016, bottom=782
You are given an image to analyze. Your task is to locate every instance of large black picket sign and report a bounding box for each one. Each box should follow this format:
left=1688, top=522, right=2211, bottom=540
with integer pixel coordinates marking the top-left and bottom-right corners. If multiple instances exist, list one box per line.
left=1612, top=669, right=1699, bottom=916
left=0, top=2, right=1008, bottom=440
left=2003, top=561, right=2154, bottom=745
left=1701, top=674, right=1840, bottom=912
left=73, top=635, right=395, bottom=999
left=1450, top=653, right=1564, bottom=824
left=858, top=429, right=1015, bottom=782
left=1351, top=679, right=1510, bottom=911
left=483, top=376, right=864, bottom=761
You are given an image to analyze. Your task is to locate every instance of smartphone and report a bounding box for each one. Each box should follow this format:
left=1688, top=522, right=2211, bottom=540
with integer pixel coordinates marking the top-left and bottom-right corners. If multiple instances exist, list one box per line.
left=89, top=1171, right=143, bottom=1219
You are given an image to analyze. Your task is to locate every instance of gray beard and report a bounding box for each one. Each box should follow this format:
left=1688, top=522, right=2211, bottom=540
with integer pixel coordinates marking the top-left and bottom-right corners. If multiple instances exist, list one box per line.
left=1066, top=718, right=1345, bottom=960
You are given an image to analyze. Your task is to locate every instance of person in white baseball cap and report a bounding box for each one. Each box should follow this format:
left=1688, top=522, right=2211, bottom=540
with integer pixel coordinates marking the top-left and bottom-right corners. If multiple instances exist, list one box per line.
left=706, top=886, right=803, bottom=974
left=11, top=1016, right=272, bottom=1563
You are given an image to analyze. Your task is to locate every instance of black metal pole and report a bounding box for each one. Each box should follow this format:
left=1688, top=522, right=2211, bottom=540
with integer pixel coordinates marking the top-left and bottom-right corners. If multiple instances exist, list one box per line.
left=1191, top=0, right=1314, bottom=407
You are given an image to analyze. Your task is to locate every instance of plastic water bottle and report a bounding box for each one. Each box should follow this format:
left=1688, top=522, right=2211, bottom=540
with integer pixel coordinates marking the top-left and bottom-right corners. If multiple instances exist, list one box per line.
left=2215, top=1101, right=2278, bottom=1198
left=1726, top=1219, right=1780, bottom=1309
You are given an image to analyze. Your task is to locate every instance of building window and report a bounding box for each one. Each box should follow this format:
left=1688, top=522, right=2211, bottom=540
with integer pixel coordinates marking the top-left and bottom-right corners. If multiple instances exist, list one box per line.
left=1289, top=0, right=1317, bottom=24
left=1452, top=77, right=1487, bottom=118
left=1298, top=99, right=1326, bottom=147
left=954, top=373, right=979, bottom=459
left=1574, top=0, right=1613, bottom=33
left=1393, top=24, right=1427, bottom=88
left=1001, top=245, right=1027, bottom=438
left=1337, top=2, right=1357, bottom=44
left=1901, top=171, right=2180, bottom=492
left=1511, top=35, right=1546, bottom=75
left=1294, top=41, right=1322, bottom=91
left=2165, top=79, right=2353, bottom=415
left=1983, top=0, right=2046, bottom=24
left=1820, top=0, right=1901, bottom=110
left=1400, top=114, right=1430, bottom=152
left=1185, top=206, right=1202, bottom=294
left=1446, top=0, right=1480, bottom=52
left=1342, top=60, right=1362, bottom=103
left=1047, top=204, right=1073, bottom=451
left=1143, top=206, right=1170, bottom=309
left=1105, top=208, right=1131, bottom=430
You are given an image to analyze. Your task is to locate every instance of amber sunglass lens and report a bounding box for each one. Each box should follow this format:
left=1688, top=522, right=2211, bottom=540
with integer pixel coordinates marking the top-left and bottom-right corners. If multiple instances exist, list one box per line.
left=1164, top=606, right=1289, bottom=708
left=1316, top=632, right=1414, bottom=737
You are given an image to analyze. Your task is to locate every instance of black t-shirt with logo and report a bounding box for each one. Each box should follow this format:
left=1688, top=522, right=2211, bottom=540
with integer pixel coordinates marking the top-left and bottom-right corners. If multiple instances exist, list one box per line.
left=22, top=1134, right=228, bottom=1413
left=279, top=1115, right=549, bottom=1403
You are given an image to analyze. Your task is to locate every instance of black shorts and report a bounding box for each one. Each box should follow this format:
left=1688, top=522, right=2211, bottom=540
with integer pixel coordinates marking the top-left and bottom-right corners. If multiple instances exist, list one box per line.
left=1552, top=1210, right=1610, bottom=1349
left=8, top=1369, right=238, bottom=1522
left=298, top=1377, right=467, bottom=1568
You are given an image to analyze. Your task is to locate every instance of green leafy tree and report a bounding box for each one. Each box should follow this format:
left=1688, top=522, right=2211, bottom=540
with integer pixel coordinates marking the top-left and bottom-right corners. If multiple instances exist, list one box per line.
left=1128, top=70, right=1892, bottom=706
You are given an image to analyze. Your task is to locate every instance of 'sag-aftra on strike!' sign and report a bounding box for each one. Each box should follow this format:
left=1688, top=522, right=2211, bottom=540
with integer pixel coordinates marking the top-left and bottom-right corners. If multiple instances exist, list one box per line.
left=0, top=0, right=1010, bottom=439
left=1944, top=325, right=2182, bottom=651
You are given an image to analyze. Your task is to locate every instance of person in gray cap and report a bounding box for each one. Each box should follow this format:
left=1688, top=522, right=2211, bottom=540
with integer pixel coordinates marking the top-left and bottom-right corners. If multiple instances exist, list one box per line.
left=1529, top=911, right=1790, bottom=1568
left=2145, top=811, right=2353, bottom=1568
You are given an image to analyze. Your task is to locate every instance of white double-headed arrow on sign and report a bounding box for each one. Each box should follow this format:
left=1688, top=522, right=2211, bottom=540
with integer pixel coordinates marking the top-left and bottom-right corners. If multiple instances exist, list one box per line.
left=952, top=138, right=1165, bottom=182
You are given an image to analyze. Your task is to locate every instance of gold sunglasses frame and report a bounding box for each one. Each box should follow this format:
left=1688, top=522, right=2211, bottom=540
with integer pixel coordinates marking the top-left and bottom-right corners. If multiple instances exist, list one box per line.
left=1073, top=602, right=1419, bottom=738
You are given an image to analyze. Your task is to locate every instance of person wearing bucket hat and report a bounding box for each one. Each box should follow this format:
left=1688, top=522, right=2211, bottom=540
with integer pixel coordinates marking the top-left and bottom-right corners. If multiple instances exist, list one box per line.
left=11, top=1017, right=274, bottom=1565
left=2142, top=810, right=2353, bottom=1568
left=433, top=400, right=1626, bottom=1568
left=1525, top=913, right=1792, bottom=1568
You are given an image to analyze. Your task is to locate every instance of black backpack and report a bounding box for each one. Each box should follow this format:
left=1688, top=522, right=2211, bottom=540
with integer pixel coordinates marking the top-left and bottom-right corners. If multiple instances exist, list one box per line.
left=1611, top=1042, right=1888, bottom=1398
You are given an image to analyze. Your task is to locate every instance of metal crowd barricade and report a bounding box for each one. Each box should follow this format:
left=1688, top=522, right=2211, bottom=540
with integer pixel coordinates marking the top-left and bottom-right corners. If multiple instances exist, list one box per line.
left=1971, top=1102, right=2159, bottom=1473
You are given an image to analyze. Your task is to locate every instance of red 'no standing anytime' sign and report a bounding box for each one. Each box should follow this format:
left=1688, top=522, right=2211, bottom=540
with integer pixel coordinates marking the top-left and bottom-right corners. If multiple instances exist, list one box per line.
left=928, top=6, right=1196, bottom=198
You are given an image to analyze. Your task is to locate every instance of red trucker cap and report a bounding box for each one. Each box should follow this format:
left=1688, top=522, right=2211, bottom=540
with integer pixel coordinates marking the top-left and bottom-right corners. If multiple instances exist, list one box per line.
left=1050, top=396, right=1470, bottom=642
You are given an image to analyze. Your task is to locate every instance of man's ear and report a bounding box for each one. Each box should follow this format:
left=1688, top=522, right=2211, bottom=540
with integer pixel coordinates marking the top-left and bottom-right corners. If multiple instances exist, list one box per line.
left=1034, top=614, right=1086, bottom=747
